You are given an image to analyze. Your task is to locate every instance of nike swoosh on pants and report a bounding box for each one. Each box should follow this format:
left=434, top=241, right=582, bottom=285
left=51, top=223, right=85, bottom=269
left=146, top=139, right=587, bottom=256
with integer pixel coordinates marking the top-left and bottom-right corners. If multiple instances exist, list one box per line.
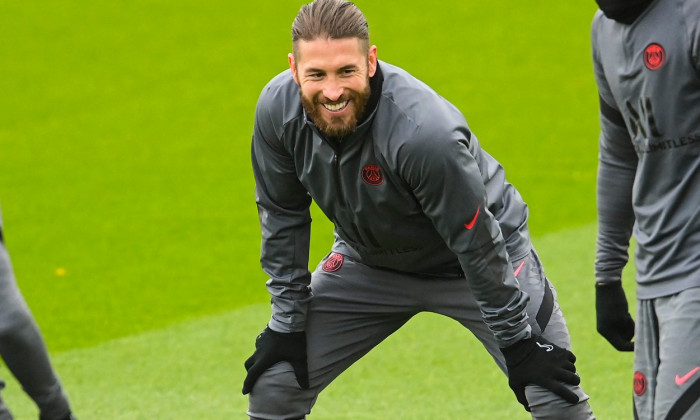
left=676, top=367, right=700, bottom=386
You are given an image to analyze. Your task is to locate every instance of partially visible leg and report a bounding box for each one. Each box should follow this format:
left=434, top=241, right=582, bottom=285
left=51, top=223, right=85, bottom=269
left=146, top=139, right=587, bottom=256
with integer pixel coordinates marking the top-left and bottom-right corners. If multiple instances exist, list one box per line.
left=0, top=237, right=72, bottom=420
left=633, top=299, right=658, bottom=420
left=520, top=251, right=592, bottom=419
left=247, top=254, right=418, bottom=419
left=0, top=378, right=14, bottom=420
left=432, top=249, right=594, bottom=419
left=651, top=287, right=700, bottom=420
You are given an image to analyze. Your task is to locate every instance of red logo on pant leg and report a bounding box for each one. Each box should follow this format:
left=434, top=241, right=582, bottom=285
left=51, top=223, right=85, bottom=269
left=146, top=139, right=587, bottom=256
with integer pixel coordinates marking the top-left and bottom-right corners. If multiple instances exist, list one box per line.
left=322, top=253, right=344, bottom=272
left=634, top=371, right=647, bottom=396
left=643, top=43, right=665, bottom=70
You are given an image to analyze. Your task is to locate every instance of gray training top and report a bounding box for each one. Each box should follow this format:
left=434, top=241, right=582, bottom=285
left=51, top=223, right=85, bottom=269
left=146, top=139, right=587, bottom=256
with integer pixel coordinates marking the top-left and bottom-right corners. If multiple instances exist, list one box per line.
left=252, top=60, right=533, bottom=346
left=591, top=0, right=700, bottom=299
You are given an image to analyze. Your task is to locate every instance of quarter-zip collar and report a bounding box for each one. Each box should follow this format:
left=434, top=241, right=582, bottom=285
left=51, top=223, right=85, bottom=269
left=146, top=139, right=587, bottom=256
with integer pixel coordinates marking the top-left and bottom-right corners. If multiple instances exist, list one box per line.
left=595, top=0, right=655, bottom=24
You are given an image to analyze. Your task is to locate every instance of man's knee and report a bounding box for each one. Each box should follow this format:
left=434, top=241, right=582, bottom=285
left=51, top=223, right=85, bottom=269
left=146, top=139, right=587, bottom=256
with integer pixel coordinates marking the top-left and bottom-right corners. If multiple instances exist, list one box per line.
left=247, top=362, right=314, bottom=420
left=0, top=305, right=36, bottom=343
left=526, top=385, right=595, bottom=420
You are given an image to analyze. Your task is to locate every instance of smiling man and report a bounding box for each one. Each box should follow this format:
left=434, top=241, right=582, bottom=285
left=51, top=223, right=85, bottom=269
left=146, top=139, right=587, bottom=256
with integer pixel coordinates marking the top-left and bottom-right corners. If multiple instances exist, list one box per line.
left=293, top=36, right=373, bottom=137
left=241, top=1, right=595, bottom=419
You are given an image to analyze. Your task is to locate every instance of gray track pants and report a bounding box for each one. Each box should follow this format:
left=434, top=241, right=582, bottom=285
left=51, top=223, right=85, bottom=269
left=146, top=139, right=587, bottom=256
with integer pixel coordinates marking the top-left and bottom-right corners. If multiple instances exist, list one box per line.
left=248, top=249, right=594, bottom=419
left=634, top=287, right=700, bottom=420
left=0, top=229, right=72, bottom=420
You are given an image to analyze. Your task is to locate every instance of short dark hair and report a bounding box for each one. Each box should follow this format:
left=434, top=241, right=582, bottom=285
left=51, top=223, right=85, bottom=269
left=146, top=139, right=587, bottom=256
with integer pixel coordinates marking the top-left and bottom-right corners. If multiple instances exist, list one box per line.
left=291, top=0, right=369, bottom=56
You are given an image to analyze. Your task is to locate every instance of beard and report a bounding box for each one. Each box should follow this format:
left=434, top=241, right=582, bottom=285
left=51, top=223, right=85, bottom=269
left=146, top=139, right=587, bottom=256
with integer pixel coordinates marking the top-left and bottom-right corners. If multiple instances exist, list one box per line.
left=300, top=80, right=371, bottom=138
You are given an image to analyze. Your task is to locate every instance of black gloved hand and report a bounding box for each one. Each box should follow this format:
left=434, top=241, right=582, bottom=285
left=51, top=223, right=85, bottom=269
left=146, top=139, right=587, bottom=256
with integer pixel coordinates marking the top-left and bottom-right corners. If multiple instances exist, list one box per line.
left=501, top=336, right=580, bottom=411
left=242, top=326, right=309, bottom=395
left=595, top=282, right=635, bottom=351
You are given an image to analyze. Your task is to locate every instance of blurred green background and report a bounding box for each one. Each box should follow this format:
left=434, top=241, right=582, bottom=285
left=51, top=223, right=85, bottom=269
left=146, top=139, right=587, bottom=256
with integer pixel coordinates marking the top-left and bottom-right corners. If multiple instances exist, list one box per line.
left=0, top=1, right=635, bottom=418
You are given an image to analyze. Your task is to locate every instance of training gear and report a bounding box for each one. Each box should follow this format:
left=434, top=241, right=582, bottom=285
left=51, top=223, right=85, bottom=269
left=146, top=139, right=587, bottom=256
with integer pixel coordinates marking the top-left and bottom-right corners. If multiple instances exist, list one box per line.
left=242, top=327, right=309, bottom=395
left=248, top=252, right=592, bottom=419
left=250, top=57, right=595, bottom=418
left=593, top=0, right=700, bottom=418
left=634, top=288, right=700, bottom=419
left=253, top=61, right=533, bottom=344
left=595, top=282, right=635, bottom=351
left=592, top=0, right=700, bottom=301
left=502, top=336, right=580, bottom=411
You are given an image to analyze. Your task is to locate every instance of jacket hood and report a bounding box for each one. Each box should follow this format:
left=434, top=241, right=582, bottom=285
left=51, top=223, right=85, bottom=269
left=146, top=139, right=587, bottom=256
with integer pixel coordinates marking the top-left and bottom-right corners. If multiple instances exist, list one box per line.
left=595, top=0, right=654, bottom=24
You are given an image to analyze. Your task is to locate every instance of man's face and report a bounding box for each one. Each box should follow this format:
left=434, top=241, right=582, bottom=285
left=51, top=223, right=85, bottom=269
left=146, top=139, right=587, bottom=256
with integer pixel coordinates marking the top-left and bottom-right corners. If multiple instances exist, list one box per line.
left=289, top=37, right=377, bottom=137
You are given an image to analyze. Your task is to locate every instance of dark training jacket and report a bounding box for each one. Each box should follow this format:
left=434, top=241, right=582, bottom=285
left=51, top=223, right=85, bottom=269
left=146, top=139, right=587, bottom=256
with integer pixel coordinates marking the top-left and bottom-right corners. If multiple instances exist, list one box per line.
left=592, top=0, right=700, bottom=298
left=252, top=61, right=534, bottom=345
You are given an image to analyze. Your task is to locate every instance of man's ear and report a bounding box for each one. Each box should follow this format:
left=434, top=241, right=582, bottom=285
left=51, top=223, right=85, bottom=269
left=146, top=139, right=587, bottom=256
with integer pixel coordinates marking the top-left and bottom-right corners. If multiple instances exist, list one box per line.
left=288, top=53, right=299, bottom=84
left=368, top=45, right=378, bottom=77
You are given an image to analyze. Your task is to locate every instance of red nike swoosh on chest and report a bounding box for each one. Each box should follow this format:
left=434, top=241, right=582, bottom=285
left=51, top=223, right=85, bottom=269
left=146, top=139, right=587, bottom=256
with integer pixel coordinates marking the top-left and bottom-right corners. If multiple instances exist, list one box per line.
left=676, top=367, right=700, bottom=386
left=464, top=206, right=481, bottom=230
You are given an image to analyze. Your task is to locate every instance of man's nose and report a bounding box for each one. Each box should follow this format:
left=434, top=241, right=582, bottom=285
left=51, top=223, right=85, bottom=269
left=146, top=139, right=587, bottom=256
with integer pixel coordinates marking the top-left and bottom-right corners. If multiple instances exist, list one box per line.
left=322, top=78, right=344, bottom=101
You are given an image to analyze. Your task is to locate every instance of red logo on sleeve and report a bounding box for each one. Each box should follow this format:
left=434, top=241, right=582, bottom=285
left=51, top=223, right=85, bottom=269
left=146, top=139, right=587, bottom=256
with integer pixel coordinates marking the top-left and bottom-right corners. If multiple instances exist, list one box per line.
left=643, top=43, right=665, bottom=70
left=464, top=206, right=481, bottom=230
left=361, top=165, right=384, bottom=186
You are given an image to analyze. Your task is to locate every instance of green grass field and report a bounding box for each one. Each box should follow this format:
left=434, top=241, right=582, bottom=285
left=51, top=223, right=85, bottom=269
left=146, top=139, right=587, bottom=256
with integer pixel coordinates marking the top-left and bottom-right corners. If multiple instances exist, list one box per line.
left=0, top=1, right=636, bottom=418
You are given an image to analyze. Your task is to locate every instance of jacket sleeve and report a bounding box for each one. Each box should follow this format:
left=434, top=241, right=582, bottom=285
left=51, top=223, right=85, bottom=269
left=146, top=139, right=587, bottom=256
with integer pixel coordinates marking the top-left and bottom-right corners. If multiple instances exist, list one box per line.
left=684, top=0, right=700, bottom=75
left=591, top=20, right=638, bottom=285
left=399, top=123, right=530, bottom=347
left=251, top=87, right=313, bottom=333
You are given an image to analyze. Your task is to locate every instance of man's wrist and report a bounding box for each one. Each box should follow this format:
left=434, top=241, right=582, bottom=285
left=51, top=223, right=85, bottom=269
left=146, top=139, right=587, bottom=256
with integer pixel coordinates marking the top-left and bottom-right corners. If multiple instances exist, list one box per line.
left=595, top=280, right=622, bottom=288
left=501, top=336, right=536, bottom=363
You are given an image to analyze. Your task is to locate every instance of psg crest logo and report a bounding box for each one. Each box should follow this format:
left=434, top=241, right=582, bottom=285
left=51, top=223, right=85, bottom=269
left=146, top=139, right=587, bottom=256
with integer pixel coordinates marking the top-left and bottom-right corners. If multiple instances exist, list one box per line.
left=634, top=371, right=647, bottom=396
left=643, top=43, right=665, bottom=70
left=361, top=164, right=384, bottom=186
left=322, top=253, right=344, bottom=272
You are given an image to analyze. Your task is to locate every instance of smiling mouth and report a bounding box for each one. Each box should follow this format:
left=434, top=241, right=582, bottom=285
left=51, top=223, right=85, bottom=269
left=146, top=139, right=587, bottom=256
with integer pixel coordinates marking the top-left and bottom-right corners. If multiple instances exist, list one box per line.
left=322, top=100, right=349, bottom=112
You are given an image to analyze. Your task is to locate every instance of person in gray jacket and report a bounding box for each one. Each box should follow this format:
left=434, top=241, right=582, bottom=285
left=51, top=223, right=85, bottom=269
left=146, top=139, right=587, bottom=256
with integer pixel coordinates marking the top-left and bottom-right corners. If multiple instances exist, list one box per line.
left=0, top=208, right=76, bottom=420
left=242, top=0, right=595, bottom=418
left=591, top=0, right=700, bottom=419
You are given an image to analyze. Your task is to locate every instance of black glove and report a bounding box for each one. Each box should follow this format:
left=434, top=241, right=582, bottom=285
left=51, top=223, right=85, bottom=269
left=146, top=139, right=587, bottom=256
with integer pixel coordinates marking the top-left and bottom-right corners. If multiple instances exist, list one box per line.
left=242, top=326, right=309, bottom=395
left=595, top=282, right=635, bottom=351
left=501, top=336, right=580, bottom=411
